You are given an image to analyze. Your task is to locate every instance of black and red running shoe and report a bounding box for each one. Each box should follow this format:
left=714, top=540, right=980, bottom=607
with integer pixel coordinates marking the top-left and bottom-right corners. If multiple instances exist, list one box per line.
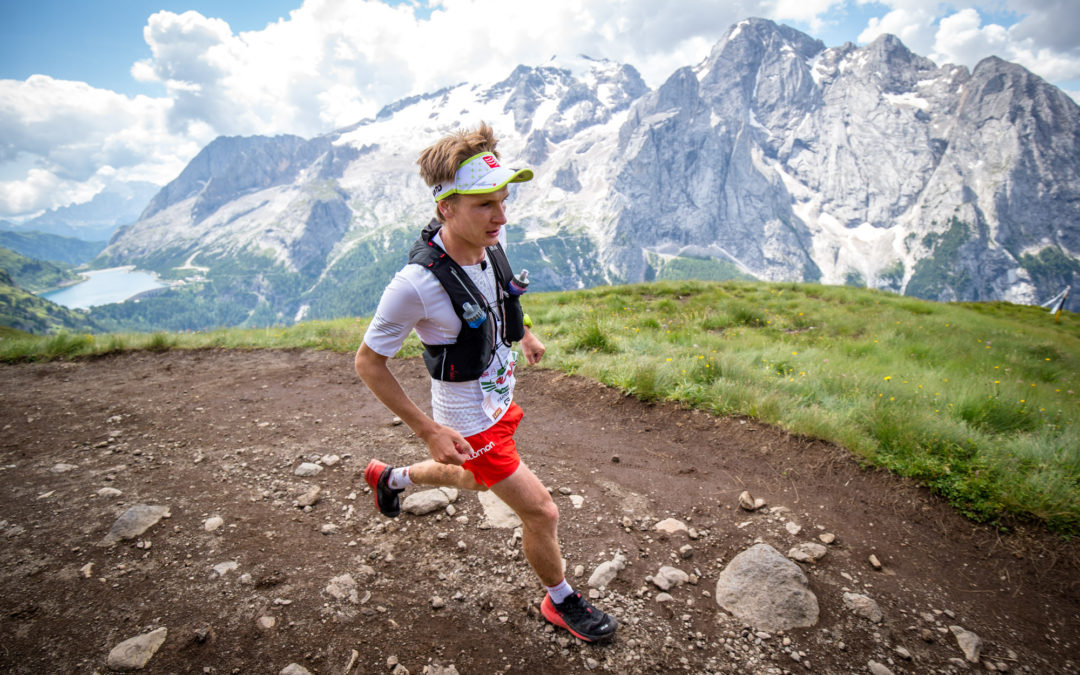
left=363, top=459, right=403, bottom=518
left=541, top=592, right=617, bottom=642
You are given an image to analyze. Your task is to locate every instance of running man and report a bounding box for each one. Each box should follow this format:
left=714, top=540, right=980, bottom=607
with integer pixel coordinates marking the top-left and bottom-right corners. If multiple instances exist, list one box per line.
left=354, top=123, right=617, bottom=643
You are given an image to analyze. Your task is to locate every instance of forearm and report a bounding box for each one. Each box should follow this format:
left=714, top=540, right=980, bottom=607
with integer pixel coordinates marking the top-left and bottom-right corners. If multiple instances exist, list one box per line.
left=354, top=344, right=438, bottom=438
left=355, top=343, right=472, bottom=465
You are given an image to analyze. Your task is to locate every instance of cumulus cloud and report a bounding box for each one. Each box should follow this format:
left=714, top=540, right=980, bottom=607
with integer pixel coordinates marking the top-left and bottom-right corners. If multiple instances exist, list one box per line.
left=858, top=7, right=937, bottom=56
left=1008, top=0, right=1080, bottom=54
left=930, top=6, right=1080, bottom=85
left=3, top=0, right=771, bottom=218
left=855, top=1, right=1080, bottom=85
left=0, top=75, right=201, bottom=217
left=4, top=0, right=1079, bottom=221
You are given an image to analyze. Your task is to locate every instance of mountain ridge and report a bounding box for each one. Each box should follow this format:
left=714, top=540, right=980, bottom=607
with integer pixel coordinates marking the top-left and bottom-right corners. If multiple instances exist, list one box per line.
left=94, top=17, right=1080, bottom=330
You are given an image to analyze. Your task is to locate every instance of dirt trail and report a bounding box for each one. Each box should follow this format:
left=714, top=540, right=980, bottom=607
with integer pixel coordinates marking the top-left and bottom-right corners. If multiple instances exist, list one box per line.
left=0, top=349, right=1076, bottom=673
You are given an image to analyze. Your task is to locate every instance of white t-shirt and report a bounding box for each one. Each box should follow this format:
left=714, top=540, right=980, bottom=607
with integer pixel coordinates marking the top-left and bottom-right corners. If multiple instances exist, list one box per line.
left=362, top=231, right=516, bottom=437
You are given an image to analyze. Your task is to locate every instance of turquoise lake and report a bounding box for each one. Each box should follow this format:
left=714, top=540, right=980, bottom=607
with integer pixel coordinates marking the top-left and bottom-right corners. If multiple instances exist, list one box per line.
left=41, top=267, right=167, bottom=309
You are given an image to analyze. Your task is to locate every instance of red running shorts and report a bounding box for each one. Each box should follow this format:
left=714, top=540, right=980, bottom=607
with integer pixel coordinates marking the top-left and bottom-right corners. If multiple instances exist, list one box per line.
left=461, top=403, right=524, bottom=487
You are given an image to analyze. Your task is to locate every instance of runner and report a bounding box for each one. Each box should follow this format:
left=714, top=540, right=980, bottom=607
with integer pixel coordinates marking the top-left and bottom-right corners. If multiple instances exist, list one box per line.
left=354, top=122, right=617, bottom=643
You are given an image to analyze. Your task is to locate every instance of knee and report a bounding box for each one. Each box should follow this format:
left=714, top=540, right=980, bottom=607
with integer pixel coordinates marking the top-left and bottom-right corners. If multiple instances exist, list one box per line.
left=526, top=495, right=559, bottom=529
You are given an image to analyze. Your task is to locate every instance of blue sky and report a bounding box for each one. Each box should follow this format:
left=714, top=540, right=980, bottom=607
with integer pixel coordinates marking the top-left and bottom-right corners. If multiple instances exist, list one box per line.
left=0, top=2, right=303, bottom=96
left=2, top=0, right=1078, bottom=221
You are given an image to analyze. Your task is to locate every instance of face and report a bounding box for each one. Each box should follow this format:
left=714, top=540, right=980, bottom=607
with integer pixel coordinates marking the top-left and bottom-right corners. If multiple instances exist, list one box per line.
left=440, top=187, right=509, bottom=253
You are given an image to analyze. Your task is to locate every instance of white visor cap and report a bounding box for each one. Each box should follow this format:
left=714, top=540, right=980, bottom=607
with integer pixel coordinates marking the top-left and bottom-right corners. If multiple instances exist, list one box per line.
left=431, top=152, right=533, bottom=202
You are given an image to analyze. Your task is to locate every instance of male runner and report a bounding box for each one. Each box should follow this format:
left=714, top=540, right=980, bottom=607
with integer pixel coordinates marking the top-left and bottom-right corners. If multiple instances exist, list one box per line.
left=354, top=123, right=617, bottom=643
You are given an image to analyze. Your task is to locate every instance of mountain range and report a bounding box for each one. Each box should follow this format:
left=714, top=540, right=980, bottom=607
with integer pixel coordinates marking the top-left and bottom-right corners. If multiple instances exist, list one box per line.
left=92, top=17, right=1080, bottom=330
left=1, top=182, right=159, bottom=242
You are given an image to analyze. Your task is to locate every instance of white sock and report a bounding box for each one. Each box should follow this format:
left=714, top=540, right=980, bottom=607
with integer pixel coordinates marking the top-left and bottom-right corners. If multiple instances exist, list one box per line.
left=387, top=467, right=412, bottom=491
left=545, top=579, right=574, bottom=604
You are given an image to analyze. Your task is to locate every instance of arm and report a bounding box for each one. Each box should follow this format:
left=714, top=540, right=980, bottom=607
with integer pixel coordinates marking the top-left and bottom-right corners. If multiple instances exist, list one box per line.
left=354, top=343, right=473, bottom=465
left=519, top=327, right=546, bottom=365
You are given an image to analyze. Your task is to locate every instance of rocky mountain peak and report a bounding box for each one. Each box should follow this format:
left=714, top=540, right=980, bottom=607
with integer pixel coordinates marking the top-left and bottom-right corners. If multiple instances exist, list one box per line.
left=142, top=134, right=330, bottom=224
left=98, top=19, right=1080, bottom=328
left=859, top=33, right=939, bottom=92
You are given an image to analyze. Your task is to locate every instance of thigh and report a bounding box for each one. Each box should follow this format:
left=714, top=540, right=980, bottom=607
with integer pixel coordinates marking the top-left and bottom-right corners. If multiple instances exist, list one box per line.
left=491, top=463, right=554, bottom=520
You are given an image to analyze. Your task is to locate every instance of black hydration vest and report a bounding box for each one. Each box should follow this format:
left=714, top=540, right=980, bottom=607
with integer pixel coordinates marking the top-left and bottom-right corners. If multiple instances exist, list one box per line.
left=408, top=220, right=526, bottom=382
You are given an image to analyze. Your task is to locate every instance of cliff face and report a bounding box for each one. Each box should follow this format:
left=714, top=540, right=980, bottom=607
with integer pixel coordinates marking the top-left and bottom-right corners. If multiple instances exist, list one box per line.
left=610, top=20, right=1080, bottom=302
left=99, top=19, right=1080, bottom=326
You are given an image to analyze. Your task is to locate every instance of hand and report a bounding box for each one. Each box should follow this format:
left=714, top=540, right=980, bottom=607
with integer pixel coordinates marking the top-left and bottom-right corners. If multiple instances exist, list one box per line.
left=520, top=330, right=546, bottom=365
left=421, top=424, right=473, bottom=465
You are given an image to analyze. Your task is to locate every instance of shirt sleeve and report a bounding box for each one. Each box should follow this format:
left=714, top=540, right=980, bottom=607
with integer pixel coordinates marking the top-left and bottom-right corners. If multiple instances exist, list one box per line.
left=362, top=269, right=428, bottom=358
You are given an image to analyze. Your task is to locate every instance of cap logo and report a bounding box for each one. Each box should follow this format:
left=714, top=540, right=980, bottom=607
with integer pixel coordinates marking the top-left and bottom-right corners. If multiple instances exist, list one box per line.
left=429, top=151, right=532, bottom=202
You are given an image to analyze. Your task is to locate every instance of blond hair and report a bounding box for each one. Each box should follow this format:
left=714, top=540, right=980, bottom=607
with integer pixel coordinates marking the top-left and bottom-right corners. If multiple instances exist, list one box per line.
left=418, top=122, right=500, bottom=222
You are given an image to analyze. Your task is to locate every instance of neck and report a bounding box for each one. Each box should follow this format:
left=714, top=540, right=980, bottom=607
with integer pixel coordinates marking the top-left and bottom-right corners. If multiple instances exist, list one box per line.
left=438, top=223, right=485, bottom=266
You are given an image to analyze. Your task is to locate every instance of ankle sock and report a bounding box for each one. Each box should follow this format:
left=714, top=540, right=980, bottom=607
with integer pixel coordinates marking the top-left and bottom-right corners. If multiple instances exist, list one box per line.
left=545, top=579, right=574, bottom=604
left=387, top=467, right=412, bottom=491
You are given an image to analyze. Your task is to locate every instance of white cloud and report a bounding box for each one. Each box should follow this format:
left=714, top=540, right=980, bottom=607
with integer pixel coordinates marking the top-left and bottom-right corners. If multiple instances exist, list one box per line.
left=852, top=2, right=1080, bottom=85
left=771, top=0, right=844, bottom=31
left=857, top=7, right=936, bottom=56
left=4, top=0, right=774, bottom=219
left=4, top=0, right=1079, bottom=221
left=0, top=168, right=63, bottom=216
left=930, top=6, right=1080, bottom=84
left=0, top=75, right=199, bottom=218
left=105, top=1, right=805, bottom=138
left=1008, top=0, right=1080, bottom=55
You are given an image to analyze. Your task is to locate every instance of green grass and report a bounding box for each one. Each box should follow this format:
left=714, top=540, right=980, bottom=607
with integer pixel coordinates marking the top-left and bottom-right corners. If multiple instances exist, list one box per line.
left=3, top=280, right=1079, bottom=535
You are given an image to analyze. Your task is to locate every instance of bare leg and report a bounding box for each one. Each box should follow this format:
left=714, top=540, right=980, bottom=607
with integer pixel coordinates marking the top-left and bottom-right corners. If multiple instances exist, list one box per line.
left=491, top=463, right=562, bottom=586
left=408, top=459, right=488, bottom=491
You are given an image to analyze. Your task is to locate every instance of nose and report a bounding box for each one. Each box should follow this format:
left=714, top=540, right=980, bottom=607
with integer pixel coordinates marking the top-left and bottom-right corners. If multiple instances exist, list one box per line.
left=492, top=202, right=507, bottom=224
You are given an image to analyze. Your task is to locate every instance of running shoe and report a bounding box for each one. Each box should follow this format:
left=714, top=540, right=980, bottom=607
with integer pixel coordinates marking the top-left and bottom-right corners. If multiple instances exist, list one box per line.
left=541, top=592, right=618, bottom=642
left=364, top=459, right=403, bottom=518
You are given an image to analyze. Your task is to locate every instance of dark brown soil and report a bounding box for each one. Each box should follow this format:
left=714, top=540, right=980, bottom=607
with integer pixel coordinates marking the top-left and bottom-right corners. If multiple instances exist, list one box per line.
left=0, top=349, right=1076, bottom=674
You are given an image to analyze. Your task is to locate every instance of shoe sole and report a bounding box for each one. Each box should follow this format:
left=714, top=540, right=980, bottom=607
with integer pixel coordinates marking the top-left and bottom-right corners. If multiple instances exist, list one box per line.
left=540, top=596, right=617, bottom=643
left=363, top=459, right=399, bottom=518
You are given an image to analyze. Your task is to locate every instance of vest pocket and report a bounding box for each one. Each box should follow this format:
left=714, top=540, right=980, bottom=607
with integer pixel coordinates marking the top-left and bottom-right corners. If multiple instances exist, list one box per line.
left=502, top=295, right=525, bottom=343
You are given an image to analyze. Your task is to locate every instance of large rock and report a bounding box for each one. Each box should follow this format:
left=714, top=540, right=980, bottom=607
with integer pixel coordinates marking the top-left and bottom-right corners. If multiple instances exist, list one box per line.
left=588, top=553, right=627, bottom=589
left=843, top=592, right=884, bottom=623
left=477, top=490, right=522, bottom=528
left=325, top=574, right=358, bottom=603
left=98, top=505, right=171, bottom=547
left=653, top=518, right=688, bottom=535
left=788, top=542, right=828, bottom=563
left=652, top=565, right=690, bottom=591
left=106, top=627, right=167, bottom=671
left=293, top=462, right=322, bottom=477
left=402, top=489, right=450, bottom=515
left=950, top=625, right=983, bottom=663
left=714, top=543, right=819, bottom=631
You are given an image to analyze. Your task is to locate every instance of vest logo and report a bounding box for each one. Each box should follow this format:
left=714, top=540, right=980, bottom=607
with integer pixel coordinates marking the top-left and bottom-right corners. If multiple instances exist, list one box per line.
left=482, top=155, right=499, bottom=168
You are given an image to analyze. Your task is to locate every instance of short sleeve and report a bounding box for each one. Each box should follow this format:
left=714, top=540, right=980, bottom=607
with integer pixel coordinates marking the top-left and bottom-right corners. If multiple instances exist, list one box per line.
left=362, top=270, right=427, bottom=357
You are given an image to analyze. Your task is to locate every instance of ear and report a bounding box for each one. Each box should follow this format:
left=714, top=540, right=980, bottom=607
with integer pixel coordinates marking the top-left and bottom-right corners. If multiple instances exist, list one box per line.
left=438, top=199, right=453, bottom=220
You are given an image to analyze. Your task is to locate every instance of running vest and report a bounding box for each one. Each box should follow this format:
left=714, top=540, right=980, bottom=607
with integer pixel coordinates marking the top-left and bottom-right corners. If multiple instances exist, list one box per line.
left=408, top=220, right=526, bottom=382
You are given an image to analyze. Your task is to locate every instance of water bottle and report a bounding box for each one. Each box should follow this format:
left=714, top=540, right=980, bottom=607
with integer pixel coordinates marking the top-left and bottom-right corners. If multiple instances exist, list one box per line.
left=462, top=301, right=486, bottom=328
left=508, top=269, right=530, bottom=296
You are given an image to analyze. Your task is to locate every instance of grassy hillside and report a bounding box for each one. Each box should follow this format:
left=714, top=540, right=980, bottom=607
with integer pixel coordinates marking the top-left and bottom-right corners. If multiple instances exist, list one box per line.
left=0, top=269, right=101, bottom=334
left=0, top=246, right=82, bottom=292
left=0, top=230, right=106, bottom=265
left=1, top=280, right=1077, bottom=535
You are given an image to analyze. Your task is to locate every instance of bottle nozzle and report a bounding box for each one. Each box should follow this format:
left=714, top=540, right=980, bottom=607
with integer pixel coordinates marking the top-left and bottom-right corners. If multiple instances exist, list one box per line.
left=462, top=302, right=486, bottom=328
left=509, top=268, right=530, bottom=295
